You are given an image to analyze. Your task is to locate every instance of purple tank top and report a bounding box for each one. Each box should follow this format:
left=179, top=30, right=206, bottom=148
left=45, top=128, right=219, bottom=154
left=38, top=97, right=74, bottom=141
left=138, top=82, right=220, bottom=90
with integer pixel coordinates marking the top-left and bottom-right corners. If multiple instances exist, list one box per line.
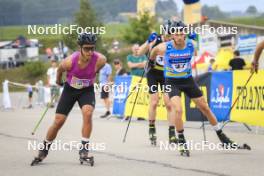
left=66, top=51, right=98, bottom=89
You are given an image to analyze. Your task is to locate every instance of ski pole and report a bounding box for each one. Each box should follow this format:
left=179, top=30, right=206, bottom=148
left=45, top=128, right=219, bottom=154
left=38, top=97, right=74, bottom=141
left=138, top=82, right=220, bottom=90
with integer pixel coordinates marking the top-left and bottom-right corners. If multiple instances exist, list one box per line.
left=31, top=95, right=57, bottom=135
left=221, top=72, right=254, bottom=130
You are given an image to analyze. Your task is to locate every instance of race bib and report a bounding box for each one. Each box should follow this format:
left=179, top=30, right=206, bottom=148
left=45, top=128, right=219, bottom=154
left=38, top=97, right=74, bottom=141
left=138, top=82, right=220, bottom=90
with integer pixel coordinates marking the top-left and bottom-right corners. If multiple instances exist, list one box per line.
left=156, top=55, right=164, bottom=66
left=70, top=76, right=92, bottom=89
left=171, top=63, right=188, bottom=72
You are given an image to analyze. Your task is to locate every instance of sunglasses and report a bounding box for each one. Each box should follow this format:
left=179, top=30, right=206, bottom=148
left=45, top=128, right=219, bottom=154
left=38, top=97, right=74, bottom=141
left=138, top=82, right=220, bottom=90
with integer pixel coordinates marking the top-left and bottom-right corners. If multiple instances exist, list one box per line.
left=82, top=46, right=95, bottom=52
left=114, top=62, right=120, bottom=65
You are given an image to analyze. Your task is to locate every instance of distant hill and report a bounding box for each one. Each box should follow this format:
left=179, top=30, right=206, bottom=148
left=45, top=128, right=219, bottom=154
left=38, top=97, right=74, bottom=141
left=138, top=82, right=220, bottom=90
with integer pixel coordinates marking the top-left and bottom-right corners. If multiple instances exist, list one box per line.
left=0, top=0, right=178, bottom=25
left=224, top=17, right=264, bottom=27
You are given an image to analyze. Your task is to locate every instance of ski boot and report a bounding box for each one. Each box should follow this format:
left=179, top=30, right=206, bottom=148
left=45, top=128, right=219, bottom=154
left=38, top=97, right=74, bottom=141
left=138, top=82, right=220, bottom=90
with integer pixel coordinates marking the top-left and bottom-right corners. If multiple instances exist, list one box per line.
left=217, top=130, right=251, bottom=150
left=178, top=135, right=190, bottom=157
left=169, top=127, right=178, bottom=144
left=149, top=125, right=157, bottom=146
left=79, top=142, right=94, bottom=166
left=30, top=141, right=51, bottom=166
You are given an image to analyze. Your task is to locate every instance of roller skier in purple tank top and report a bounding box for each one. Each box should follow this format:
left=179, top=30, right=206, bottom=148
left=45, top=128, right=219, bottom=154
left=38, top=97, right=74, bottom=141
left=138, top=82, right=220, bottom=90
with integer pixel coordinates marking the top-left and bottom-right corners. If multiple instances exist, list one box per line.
left=31, top=33, right=106, bottom=166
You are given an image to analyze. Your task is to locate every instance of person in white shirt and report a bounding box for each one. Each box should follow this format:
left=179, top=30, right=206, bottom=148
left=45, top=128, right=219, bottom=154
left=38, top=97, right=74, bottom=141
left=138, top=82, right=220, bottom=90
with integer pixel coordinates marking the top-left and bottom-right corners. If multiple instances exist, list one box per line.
left=47, top=59, right=59, bottom=107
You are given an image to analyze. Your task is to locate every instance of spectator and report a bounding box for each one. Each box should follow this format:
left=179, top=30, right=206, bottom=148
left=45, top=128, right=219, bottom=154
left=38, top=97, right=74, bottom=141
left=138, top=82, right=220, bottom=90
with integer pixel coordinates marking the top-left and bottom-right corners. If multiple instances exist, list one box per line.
left=127, top=44, right=147, bottom=77
left=46, top=48, right=53, bottom=59
left=53, top=47, right=59, bottom=61
left=26, top=84, right=33, bottom=109
left=127, top=44, right=147, bottom=121
left=113, top=59, right=127, bottom=76
left=208, top=58, right=216, bottom=72
left=99, top=61, right=112, bottom=118
left=47, top=59, right=59, bottom=107
left=229, top=50, right=246, bottom=70
left=35, top=80, right=45, bottom=106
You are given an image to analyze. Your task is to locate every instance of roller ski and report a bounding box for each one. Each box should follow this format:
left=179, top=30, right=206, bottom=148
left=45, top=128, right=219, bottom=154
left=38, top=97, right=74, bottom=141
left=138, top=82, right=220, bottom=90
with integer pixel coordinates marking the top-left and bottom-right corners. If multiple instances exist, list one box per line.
left=30, top=141, right=50, bottom=166
left=217, top=130, right=251, bottom=150
left=169, top=127, right=178, bottom=144
left=79, top=150, right=94, bottom=166
left=178, top=135, right=190, bottom=157
left=149, top=125, right=157, bottom=146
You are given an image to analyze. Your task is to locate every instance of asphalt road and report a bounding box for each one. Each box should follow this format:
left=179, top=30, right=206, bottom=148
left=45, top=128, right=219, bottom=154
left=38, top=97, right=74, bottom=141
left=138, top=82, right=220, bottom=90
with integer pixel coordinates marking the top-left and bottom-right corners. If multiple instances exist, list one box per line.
left=0, top=92, right=264, bottom=176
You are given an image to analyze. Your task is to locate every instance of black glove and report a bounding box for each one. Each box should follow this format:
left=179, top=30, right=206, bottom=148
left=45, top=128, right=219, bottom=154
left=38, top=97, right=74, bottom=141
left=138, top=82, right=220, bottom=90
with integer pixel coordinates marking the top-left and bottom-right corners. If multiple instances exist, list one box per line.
left=56, top=80, right=64, bottom=87
left=148, top=60, right=155, bottom=69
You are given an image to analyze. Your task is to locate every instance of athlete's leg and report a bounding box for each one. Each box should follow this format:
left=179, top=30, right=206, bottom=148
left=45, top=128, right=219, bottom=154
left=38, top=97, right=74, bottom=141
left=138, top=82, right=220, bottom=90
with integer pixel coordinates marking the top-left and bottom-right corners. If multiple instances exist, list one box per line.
left=165, top=77, right=187, bottom=148
left=170, top=95, right=188, bottom=151
left=149, top=92, right=159, bottom=122
left=78, top=86, right=96, bottom=157
left=163, top=93, right=174, bottom=126
left=148, top=92, right=159, bottom=144
left=185, top=78, right=236, bottom=147
left=35, top=83, right=76, bottom=161
left=81, top=105, right=94, bottom=139
left=147, top=70, right=159, bottom=144
left=170, top=96, right=184, bottom=131
left=46, top=114, right=67, bottom=141
left=192, top=96, right=218, bottom=126
left=163, top=93, right=178, bottom=143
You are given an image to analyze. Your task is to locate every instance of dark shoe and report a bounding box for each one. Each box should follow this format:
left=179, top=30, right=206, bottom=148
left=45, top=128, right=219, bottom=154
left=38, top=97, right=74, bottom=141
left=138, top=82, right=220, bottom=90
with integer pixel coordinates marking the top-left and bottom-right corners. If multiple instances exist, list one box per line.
left=169, top=136, right=179, bottom=144
left=217, top=130, right=238, bottom=148
left=100, top=111, right=110, bottom=118
left=137, top=117, right=145, bottom=121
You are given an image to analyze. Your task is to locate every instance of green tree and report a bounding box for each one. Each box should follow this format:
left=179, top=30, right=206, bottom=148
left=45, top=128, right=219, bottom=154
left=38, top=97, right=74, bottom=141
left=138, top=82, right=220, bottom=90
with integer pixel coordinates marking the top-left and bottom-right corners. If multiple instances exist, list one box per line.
left=123, top=11, right=157, bottom=44
left=202, top=5, right=228, bottom=19
left=156, top=0, right=178, bottom=19
left=246, top=5, right=258, bottom=15
left=63, top=0, right=104, bottom=51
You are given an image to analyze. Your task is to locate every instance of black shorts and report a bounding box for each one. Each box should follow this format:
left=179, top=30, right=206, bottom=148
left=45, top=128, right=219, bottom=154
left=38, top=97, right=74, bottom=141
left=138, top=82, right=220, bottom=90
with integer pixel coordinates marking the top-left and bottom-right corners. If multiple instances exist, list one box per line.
left=100, top=85, right=110, bottom=99
left=56, top=83, right=95, bottom=116
left=147, top=69, right=165, bottom=94
left=28, top=91, right=33, bottom=98
left=165, top=76, right=203, bottom=99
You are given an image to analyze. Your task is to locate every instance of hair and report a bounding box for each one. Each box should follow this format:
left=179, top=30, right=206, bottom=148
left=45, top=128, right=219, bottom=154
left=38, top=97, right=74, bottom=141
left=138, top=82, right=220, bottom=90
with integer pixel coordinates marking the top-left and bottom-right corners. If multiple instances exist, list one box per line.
left=234, top=50, right=240, bottom=56
left=114, top=58, right=121, bottom=65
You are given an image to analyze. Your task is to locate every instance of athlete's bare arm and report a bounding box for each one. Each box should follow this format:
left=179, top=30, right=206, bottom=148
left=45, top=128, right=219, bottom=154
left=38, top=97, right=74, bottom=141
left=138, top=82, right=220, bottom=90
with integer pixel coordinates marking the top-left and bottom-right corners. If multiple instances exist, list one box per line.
left=252, top=40, right=264, bottom=73
left=149, top=43, right=166, bottom=61
left=56, top=55, right=72, bottom=85
left=138, top=40, right=157, bottom=56
left=95, top=53, right=107, bottom=73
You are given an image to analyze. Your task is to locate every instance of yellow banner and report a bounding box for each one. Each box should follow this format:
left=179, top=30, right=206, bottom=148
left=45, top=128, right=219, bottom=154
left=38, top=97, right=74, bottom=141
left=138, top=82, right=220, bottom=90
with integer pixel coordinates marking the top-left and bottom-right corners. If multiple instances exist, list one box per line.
left=137, top=0, right=156, bottom=16
left=124, top=76, right=186, bottom=121
left=231, top=70, right=264, bottom=126
left=183, top=2, right=201, bottom=24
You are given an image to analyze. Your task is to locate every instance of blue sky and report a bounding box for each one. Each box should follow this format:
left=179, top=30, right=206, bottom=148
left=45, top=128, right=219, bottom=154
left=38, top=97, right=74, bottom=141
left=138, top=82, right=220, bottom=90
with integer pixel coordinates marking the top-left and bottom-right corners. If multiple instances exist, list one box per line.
left=174, top=0, right=264, bottom=12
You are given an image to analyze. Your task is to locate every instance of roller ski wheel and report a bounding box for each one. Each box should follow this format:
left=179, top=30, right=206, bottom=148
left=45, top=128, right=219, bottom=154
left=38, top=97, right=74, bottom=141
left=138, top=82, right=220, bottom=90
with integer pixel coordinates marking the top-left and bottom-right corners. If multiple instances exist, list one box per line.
left=30, top=157, right=43, bottom=166
left=79, top=156, right=94, bottom=166
left=30, top=150, right=48, bottom=166
left=178, top=145, right=190, bottom=157
left=149, top=125, right=157, bottom=146
left=238, top=143, right=251, bottom=150
left=169, top=136, right=178, bottom=145
left=149, top=135, right=157, bottom=146
left=179, top=149, right=190, bottom=157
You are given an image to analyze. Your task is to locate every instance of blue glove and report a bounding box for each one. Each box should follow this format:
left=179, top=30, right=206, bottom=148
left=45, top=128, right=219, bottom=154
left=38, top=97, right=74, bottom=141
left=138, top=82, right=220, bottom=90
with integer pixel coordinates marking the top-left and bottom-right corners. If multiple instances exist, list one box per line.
left=188, top=32, right=197, bottom=40
left=147, top=32, right=158, bottom=43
